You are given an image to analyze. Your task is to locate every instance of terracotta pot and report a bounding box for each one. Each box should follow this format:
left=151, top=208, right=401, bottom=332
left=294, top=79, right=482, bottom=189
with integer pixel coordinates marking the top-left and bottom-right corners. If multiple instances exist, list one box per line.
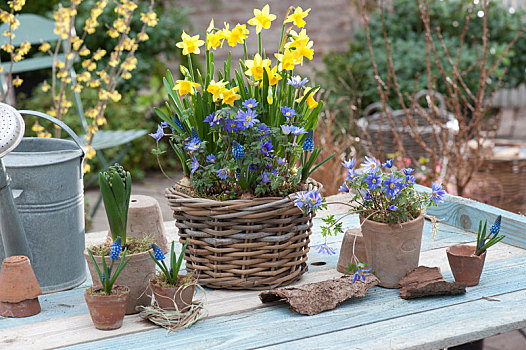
left=150, top=276, right=195, bottom=312
left=361, top=214, right=424, bottom=288
left=126, top=195, right=169, bottom=252
left=337, top=228, right=367, bottom=274
left=0, top=255, right=42, bottom=317
left=446, top=245, right=486, bottom=286
left=84, top=286, right=129, bottom=330
left=85, top=249, right=155, bottom=314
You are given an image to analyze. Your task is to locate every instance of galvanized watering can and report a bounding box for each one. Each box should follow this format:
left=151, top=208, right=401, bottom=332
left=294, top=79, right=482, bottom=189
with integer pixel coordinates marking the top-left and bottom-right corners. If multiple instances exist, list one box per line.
left=0, top=108, right=87, bottom=293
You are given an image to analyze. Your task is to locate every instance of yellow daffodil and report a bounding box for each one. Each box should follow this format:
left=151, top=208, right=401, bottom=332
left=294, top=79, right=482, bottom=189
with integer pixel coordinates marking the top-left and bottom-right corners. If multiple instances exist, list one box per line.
left=267, top=95, right=273, bottom=105
left=296, top=87, right=319, bottom=109
left=176, top=31, right=205, bottom=56
left=287, top=29, right=311, bottom=49
left=222, top=87, right=240, bottom=105
left=207, top=31, right=224, bottom=50
left=244, top=53, right=271, bottom=81
left=174, top=79, right=200, bottom=96
left=265, top=65, right=282, bottom=86
left=207, top=19, right=215, bottom=33
left=247, top=4, right=276, bottom=34
left=227, top=24, right=249, bottom=47
left=207, top=80, right=228, bottom=102
left=284, top=7, right=311, bottom=28
left=292, top=41, right=314, bottom=65
left=275, top=50, right=296, bottom=71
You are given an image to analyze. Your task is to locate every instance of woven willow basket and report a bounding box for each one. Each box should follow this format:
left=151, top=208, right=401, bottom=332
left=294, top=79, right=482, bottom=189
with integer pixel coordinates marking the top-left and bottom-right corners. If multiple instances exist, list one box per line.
left=165, top=180, right=320, bottom=290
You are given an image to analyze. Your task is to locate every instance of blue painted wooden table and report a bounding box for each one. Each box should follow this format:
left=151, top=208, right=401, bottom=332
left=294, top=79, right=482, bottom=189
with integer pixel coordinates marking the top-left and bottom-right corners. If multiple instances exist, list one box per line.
left=1, top=193, right=526, bottom=349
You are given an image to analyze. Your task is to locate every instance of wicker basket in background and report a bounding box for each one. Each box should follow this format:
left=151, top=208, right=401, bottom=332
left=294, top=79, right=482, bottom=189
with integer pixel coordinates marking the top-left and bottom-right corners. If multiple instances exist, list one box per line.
left=165, top=180, right=320, bottom=290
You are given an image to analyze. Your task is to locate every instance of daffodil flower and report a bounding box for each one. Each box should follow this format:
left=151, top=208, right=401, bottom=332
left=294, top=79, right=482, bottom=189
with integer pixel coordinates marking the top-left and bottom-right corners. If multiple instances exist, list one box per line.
left=207, top=80, right=228, bottom=102
left=284, top=7, right=311, bottom=28
left=227, top=24, right=250, bottom=47
left=264, top=65, right=282, bottom=86
left=176, top=31, right=205, bottom=55
left=222, top=87, right=241, bottom=105
left=247, top=4, right=276, bottom=34
left=173, top=79, right=200, bottom=96
left=296, top=87, right=319, bottom=109
left=245, top=53, right=271, bottom=81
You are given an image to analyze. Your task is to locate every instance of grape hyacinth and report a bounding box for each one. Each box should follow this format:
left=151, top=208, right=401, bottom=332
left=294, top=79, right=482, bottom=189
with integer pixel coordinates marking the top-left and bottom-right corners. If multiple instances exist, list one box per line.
left=151, top=243, right=165, bottom=261
left=303, top=129, right=314, bottom=152
left=233, top=141, right=245, bottom=159
left=110, top=237, right=122, bottom=260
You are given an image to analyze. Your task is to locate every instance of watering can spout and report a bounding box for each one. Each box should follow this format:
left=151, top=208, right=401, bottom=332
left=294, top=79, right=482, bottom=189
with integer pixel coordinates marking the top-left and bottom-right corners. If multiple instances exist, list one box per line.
left=0, top=158, right=32, bottom=261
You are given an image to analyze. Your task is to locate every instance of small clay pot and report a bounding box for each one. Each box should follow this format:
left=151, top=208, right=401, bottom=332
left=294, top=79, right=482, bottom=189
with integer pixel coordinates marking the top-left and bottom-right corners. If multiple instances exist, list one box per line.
left=125, top=195, right=169, bottom=252
left=84, top=286, right=129, bottom=330
left=85, top=248, right=155, bottom=315
left=361, top=215, right=424, bottom=288
left=446, top=245, right=486, bottom=286
left=0, top=255, right=42, bottom=318
left=337, top=228, right=367, bottom=274
left=150, top=276, right=195, bottom=312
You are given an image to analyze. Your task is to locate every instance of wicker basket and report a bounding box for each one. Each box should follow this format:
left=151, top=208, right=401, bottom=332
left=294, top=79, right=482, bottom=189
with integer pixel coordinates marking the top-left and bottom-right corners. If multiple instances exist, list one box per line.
left=357, top=90, right=457, bottom=160
left=165, top=180, right=320, bottom=290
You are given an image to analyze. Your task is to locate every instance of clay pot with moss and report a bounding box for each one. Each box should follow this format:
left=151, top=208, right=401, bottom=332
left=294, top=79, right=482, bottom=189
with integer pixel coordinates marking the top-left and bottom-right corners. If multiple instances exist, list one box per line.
left=85, top=286, right=129, bottom=330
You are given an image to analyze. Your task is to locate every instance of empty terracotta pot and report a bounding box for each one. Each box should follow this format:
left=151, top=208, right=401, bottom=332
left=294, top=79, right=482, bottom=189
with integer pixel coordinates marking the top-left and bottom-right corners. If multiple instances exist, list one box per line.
left=85, top=249, right=155, bottom=314
left=150, top=276, right=195, bottom=312
left=337, top=228, right=367, bottom=274
left=361, top=214, right=424, bottom=288
left=446, top=245, right=486, bottom=286
left=84, top=286, right=129, bottom=330
left=0, top=255, right=42, bottom=317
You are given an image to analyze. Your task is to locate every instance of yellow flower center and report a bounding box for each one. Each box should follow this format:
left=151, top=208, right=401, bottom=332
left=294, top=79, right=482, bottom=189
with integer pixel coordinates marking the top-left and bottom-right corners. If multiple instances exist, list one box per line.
left=390, top=183, right=395, bottom=189
left=372, top=179, right=376, bottom=183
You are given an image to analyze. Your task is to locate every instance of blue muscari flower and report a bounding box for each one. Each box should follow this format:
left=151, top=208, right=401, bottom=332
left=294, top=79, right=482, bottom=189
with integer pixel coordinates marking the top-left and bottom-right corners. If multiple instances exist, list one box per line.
left=289, top=126, right=307, bottom=136
left=405, top=175, right=416, bottom=186
left=403, top=168, right=415, bottom=176
left=383, top=174, right=404, bottom=198
left=489, top=215, right=502, bottom=235
left=233, top=141, right=245, bottom=159
left=169, top=267, right=174, bottom=278
left=262, top=171, right=271, bottom=183
left=110, top=237, right=122, bottom=260
left=173, top=114, right=184, bottom=131
left=160, top=121, right=169, bottom=129
left=339, top=183, right=349, bottom=192
left=431, top=181, right=446, bottom=204
left=287, top=75, right=309, bottom=89
left=216, top=168, right=228, bottom=180
left=389, top=205, right=398, bottom=211
left=206, top=154, right=216, bottom=163
left=281, top=106, right=296, bottom=118
left=303, top=129, right=314, bottom=152
left=185, top=138, right=201, bottom=153
left=347, top=169, right=358, bottom=180
left=149, top=124, right=163, bottom=142
left=312, top=243, right=336, bottom=255
left=382, top=159, right=394, bottom=168
left=191, top=156, right=199, bottom=174
left=242, top=98, right=259, bottom=110
left=365, top=173, right=382, bottom=191
left=236, top=109, right=259, bottom=129
left=236, top=168, right=241, bottom=181
left=342, top=158, right=356, bottom=170
left=260, top=140, right=274, bottom=156
left=151, top=243, right=165, bottom=261
left=277, top=157, right=286, bottom=166
left=361, top=156, right=380, bottom=173
left=191, top=127, right=200, bottom=142
left=101, top=272, right=105, bottom=281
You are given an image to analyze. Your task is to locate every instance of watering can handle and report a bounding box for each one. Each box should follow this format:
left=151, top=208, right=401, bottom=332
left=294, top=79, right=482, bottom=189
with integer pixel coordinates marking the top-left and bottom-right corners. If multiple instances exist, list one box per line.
left=18, top=110, right=87, bottom=178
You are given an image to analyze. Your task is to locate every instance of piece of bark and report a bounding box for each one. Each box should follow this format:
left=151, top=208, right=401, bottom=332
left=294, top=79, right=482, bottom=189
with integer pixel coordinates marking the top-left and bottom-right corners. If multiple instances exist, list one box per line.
left=398, top=266, right=466, bottom=300
left=259, top=274, right=379, bottom=315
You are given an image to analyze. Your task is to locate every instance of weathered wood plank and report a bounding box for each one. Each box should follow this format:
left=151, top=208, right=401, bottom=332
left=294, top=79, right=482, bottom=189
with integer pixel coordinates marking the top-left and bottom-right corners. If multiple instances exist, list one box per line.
left=268, top=289, right=526, bottom=350
left=28, top=254, right=526, bottom=350
left=418, top=184, right=526, bottom=249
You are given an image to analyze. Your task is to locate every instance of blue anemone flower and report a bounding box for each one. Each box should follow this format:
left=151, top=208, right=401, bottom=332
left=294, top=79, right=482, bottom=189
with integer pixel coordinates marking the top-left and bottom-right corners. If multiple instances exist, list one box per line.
left=260, top=140, right=274, bottom=156
left=289, top=126, right=307, bottom=136
left=151, top=243, right=165, bottom=261
left=342, top=158, right=356, bottom=170
left=261, top=171, right=271, bottom=183
left=382, top=159, right=394, bottom=168
left=361, top=156, right=380, bottom=173
left=303, top=129, right=314, bottom=152
left=206, top=154, right=216, bottom=163
left=149, top=124, right=163, bottom=142
left=191, top=156, right=199, bottom=174
left=287, top=75, right=308, bottom=89
left=185, top=138, right=201, bottom=153
left=431, top=181, right=446, bottom=204
left=306, top=190, right=323, bottom=211
left=281, top=106, right=296, bottom=118
left=403, top=168, right=415, bottom=175
left=405, top=175, right=416, bottom=186
left=339, top=183, right=349, bottom=192
left=242, top=98, right=259, bottom=110
left=160, top=121, right=169, bottom=129
left=277, top=157, right=286, bottom=166
left=233, top=141, right=245, bottom=159
left=312, top=243, right=336, bottom=255
left=294, top=192, right=308, bottom=208
left=216, top=168, right=228, bottom=180
left=365, top=173, right=382, bottom=191
left=110, top=237, right=122, bottom=260
left=383, top=174, right=404, bottom=198
left=236, top=109, right=259, bottom=128
left=389, top=205, right=398, bottom=211
left=347, top=169, right=358, bottom=180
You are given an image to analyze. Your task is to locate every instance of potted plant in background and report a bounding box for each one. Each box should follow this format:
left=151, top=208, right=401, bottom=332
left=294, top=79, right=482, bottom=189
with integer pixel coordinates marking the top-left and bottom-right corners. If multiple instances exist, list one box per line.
left=338, top=157, right=446, bottom=288
left=151, top=5, right=331, bottom=289
left=447, top=215, right=505, bottom=286
left=149, top=240, right=196, bottom=311
left=85, top=237, right=130, bottom=330
left=84, top=164, right=155, bottom=314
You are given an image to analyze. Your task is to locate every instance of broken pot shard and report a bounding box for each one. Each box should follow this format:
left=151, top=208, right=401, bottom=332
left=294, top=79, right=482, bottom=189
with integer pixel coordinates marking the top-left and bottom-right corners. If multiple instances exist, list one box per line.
left=259, top=274, right=379, bottom=315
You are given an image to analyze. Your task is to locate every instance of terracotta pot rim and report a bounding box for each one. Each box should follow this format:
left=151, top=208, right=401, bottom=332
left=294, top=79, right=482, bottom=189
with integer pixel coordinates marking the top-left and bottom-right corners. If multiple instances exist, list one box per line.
left=84, top=248, right=153, bottom=258
left=150, top=275, right=197, bottom=289
left=86, top=285, right=130, bottom=297
left=446, top=244, right=487, bottom=259
left=360, top=213, right=424, bottom=227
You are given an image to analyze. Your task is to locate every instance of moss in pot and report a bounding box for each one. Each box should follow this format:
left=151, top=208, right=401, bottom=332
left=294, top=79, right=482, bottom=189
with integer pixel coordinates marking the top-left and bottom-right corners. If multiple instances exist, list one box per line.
left=149, top=240, right=197, bottom=312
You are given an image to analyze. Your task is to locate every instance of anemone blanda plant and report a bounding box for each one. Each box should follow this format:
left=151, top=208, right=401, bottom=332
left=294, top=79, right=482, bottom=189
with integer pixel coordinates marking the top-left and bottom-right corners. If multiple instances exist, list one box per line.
left=151, top=4, right=332, bottom=200
left=338, top=156, right=447, bottom=225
